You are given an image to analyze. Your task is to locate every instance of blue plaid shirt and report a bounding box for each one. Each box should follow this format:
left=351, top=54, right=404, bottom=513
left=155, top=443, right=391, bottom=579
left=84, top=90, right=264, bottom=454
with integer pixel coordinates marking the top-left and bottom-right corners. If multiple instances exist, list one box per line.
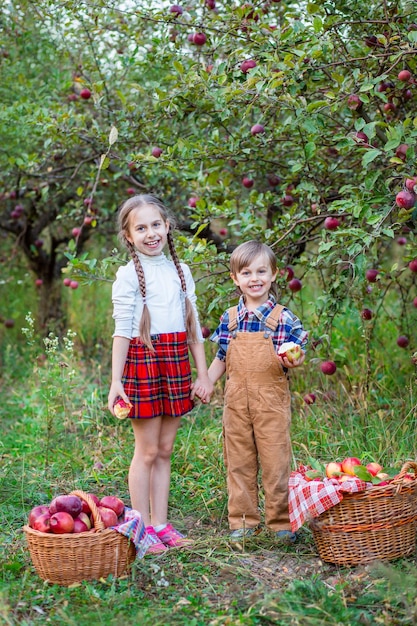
left=210, top=295, right=308, bottom=362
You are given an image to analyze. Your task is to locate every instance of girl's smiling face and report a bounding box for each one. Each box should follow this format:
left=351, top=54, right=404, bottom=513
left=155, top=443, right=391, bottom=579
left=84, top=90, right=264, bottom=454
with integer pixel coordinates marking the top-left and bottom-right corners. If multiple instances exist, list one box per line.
left=125, top=204, right=169, bottom=256
left=231, top=253, right=277, bottom=309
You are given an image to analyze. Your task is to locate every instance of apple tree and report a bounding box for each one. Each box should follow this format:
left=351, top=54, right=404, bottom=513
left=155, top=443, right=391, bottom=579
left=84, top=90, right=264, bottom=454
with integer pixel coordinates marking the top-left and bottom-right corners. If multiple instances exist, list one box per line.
left=0, top=0, right=416, bottom=369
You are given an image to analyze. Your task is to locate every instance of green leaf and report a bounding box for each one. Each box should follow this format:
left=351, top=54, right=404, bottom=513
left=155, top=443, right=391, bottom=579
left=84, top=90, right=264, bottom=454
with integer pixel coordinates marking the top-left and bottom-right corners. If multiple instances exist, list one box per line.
left=353, top=465, right=373, bottom=482
left=306, top=100, right=328, bottom=112
left=362, top=149, right=381, bottom=167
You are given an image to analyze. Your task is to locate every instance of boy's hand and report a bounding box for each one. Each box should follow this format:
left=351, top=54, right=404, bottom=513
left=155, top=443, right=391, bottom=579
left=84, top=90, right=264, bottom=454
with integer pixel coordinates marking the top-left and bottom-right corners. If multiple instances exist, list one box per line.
left=190, top=375, right=214, bottom=404
left=278, top=350, right=305, bottom=369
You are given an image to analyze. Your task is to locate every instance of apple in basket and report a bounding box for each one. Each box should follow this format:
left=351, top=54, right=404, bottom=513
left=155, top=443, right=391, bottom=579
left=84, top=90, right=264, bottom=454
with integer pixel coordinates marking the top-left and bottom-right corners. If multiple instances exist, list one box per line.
left=366, top=462, right=383, bottom=477
left=325, top=462, right=342, bottom=478
left=278, top=341, right=302, bottom=363
left=99, top=495, right=125, bottom=517
left=49, top=494, right=82, bottom=518
left=50, top=511, right=75, bottom=534
left=32, top=512, right=52, bottom=533
left=73, top=516, right=90, bottom=533
left=28, top=505, right=50, bottom=528
left=98, top=506, right=118, bottom=528
left=341, top=457, right=361, bottom=476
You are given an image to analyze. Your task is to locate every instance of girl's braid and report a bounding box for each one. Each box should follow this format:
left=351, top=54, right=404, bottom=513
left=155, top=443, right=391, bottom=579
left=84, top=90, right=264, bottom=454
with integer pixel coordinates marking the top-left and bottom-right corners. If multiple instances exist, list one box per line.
left=125, top=239, right=154, bottom=351
left=167, top=231, right=199, bottom=344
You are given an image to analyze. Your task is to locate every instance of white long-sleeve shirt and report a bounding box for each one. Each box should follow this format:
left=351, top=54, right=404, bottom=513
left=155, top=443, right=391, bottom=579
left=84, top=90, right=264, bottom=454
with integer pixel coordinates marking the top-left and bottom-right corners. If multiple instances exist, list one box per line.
left=112, top=252, right=204, bottom=342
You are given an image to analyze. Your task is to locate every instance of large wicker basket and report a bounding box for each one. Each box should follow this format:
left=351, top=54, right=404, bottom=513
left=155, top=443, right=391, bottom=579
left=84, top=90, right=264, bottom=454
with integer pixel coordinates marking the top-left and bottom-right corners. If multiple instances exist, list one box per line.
left=310, top=461, right=417, bottom=566
left=23, top=490, right=137, bottom=585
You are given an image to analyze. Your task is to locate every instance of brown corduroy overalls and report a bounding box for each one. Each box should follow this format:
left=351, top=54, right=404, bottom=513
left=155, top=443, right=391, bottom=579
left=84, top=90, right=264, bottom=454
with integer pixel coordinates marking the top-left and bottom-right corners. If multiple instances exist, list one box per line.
left=223, top=304, right=292, bottom=531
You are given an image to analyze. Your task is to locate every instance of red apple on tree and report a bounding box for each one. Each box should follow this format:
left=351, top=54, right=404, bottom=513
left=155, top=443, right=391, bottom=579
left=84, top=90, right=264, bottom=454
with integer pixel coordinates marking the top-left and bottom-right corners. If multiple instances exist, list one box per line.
left=409, top=259, right=417, bottom=272
left=80, top=88, right=91, bottom=100
left=288, top=278, right=302, bottom=292
left=193, top=32, right=207, bottom=45
left=151, top=146, right=163, bottom=158
left=324, top=216, right=340, bottom=230
left=361, top=308, right=373, bottom=320
left=365, top=269, right=379, bottom=283
left=242, top=176, right=254, bottom=188
left=395, top=190, right=416, bottom=209
left=397, top=335, right=409, bottom=348
left=398, top=69, right=412, bottom=82
left=250, top=123, right=265, bottom=136
left=201, top=326, right=211, bottom=338
left=240, top=59, right=257, bottom=73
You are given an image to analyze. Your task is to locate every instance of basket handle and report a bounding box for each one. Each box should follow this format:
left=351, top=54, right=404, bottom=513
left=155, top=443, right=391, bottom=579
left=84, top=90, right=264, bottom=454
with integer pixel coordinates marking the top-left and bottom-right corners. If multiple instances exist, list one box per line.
left=70, top=490, right=105, bottom=532
left=392, top=461, right=417, bottom=483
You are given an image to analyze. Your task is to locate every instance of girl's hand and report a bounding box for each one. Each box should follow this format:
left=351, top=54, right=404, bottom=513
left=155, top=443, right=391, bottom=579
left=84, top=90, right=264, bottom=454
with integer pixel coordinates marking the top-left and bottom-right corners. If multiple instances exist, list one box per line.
left=191, top=375, right=214, bottom=404
left=108, top=382, right=130, bottom=415
left=277, top=350, right=306, bottom=369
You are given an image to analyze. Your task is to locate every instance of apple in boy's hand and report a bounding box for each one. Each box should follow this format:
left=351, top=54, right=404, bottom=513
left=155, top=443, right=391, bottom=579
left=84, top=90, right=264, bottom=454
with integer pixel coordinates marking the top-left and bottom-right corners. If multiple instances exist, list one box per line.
left=114, top=399, right=132, bottom=419
left=278, top=341, right=302, bottom=363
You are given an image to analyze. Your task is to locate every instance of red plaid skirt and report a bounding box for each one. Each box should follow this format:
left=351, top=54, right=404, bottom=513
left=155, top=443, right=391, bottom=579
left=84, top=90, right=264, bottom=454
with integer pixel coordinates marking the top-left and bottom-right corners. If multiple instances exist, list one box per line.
left=122, top=332, right=194, bottom=419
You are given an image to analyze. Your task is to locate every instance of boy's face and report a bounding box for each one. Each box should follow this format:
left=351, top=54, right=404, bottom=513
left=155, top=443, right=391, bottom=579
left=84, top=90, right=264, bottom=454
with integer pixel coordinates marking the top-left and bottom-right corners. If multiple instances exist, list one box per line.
left=231, top=254, right=277, bottom=309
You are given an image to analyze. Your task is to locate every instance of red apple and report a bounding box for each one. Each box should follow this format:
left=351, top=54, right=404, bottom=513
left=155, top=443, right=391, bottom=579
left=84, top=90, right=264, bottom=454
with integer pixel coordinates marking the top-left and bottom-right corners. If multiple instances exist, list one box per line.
left=188, top=196, right=199, bottom=208
left=80, top=88, right=91, bottom=100
left=63, top=278, right=72, bottom=287
left=169, top=4, right=183, bottom=15
left=361, top=308, right=373, bottom=320
left=77, top=511, right=92, bottom=529
left=219, top=228, right=228, bottom=237
left=347, top=94, right=362, bottom=110
left=242, top=176, right=254, bottom=188
left=413, top=297, right=417, bottom=308
left=32, top=512, right=52, bottom=533
left=280, top=266, right=294, bottom=281
left=193, top=32, right=207, bottom=45
left=35, top=278, right=43, bottom=287
left=324, top=216, right=340, bottom=230
left=250, top=123, right=265, bottom=136
left=29, top=505, right=50, bottom=528
left=99, top=495, right=125, bottom=517
left=396, top=144, right=409, bottom=161
left=240, top=59, right=257, bottom=73
left=50, top=494, right=82, bottom=518
left=354, top=131, right=369, bottom=143
left=50, top=511, right=75, bottom=534
left=151, top=146, right=163, bottom=158
left=303, top=393, right=316, bottom=405
left=409, top=259, right=417, bottom=272
left=282, top=194, right=294, bottom=206
left=320, top=361, right=337, bottom=375
left=72, top=227, right=81, bottom=238
left=325, top=462, right=342, bottom=478
left=341, top=457, right=362, bottom=476
left=114, top=399, right=132, bottom=419
left=83, top=215, right=93, bottom=226
left=365, top=269, right=379, bottom=283
left=288, top=278, right=302, bottom=292
left=405, top=177, right=417, bottom=191
left=73, top=517, right=90, bottom=533
left=201, top=326, right=211, bottom=338
left=98, top=506, right=118, bottom=528
left=395, top=190, right=416, bottom=209
left=396, top=236, right=407, bottom=245
left=4, top=319, right=14, bottom=328
left=366, top=462, right=383, bottom=477
left=278, top=341, right=302, bottom=363
left=398, top=69, right=411, bottom=82
left=397, top=335, right=409, bottom=348
left=70, top=280, right=79, bottom=290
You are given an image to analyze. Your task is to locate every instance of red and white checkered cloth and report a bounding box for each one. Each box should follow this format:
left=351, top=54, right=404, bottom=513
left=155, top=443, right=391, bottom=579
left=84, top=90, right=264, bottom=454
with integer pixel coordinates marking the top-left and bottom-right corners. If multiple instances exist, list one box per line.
left=289, top=465, right=369, bottom=532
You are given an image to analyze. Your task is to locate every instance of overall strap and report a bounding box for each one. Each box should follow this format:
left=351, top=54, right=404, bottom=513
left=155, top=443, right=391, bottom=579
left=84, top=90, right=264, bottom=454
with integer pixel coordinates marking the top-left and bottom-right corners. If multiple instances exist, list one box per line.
left=264, top=303, right=284, bottom=332
left=227, top=306, right=239, bottom=332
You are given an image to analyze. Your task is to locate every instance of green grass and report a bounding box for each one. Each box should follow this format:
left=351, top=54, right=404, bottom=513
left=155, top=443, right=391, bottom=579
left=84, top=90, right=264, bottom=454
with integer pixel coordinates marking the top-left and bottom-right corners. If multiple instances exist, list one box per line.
left=1, top=283, right=417, bottom=625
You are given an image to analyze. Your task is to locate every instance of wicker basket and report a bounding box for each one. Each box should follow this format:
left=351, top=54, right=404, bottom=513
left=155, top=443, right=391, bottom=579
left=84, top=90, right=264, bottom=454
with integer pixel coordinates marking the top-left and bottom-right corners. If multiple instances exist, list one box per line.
left=23, top=490, right=136, bottom=585
left=310, top=461, right=417, bottom=566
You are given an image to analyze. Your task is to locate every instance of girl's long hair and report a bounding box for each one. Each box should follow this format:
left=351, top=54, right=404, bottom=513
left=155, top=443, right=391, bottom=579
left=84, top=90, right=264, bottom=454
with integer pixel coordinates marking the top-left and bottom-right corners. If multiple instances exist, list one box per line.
left=117, top=194, right=199, bottom=350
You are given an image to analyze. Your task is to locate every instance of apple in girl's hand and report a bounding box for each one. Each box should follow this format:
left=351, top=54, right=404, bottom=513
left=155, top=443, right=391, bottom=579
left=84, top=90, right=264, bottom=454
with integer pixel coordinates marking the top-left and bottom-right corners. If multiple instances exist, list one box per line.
left=32, top=512, right=52, bottom=533
left=278, top=341, right=302, bottom=363
left=325, top=462, right=342, bottom=478
left=366, top=462, right=383, bottom=477
left=28, top=505, right=50, bottom=528
left=99, top=495, right=125, bottom=517
left=114, top=399, right=132, bottom=419
left=341, top=457, right=362, bottom=476
left=50, top=511, right=75, bottom=534
left=98, top=506, right=118, bottom=528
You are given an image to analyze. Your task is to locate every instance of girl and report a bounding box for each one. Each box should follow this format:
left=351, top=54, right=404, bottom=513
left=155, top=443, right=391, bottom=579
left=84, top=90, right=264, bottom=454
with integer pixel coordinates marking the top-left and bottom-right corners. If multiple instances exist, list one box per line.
left=208, top=240, right=308, bottom=542
left=108, top=194, right=213, bottom=554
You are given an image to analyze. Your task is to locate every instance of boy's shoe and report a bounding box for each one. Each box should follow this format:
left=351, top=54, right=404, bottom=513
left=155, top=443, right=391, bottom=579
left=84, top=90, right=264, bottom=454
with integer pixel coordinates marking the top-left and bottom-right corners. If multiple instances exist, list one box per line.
left=275, top=530, right=297, bottom=544
left=156, top=523, right=193, bottom=548
left=145, top=526, right=169, bottom=554
left=229, top=527, right=260, bottom=541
